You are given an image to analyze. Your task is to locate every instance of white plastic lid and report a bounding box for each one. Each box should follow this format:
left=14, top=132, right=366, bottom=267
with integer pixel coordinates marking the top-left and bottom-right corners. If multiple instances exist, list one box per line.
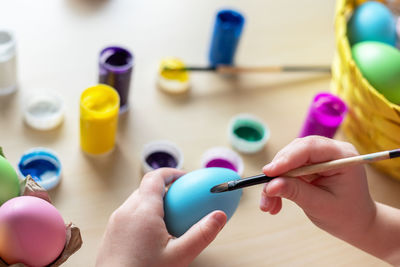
left=141, top=140, right=184, bottom=173
left=17, top=147, right=62, bottom=190
left=201, top=146, right=244, bottom=176
left=0, top=29, right=17, bottom=95
left=157, top=76, right=190, bottom=94
left=228, top=113, right=270, bottom=154
left=24, top=91, right=64, bottom=130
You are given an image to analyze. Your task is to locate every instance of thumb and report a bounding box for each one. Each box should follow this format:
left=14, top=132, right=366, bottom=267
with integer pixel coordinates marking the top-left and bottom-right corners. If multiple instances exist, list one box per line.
left=170, top=210, right=227, bottom=263
left=265, top=177, right=329, bottom=213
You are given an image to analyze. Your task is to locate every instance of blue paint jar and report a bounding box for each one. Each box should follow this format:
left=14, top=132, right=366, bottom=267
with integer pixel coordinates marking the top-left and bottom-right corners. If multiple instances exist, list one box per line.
left=209, top=9, right=245, bottom=66
left=18, top=148, right=62, bottom=190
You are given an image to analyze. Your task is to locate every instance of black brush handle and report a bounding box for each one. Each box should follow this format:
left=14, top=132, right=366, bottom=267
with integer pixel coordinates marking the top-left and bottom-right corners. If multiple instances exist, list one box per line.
left=389, top=149, right=400, bottom=159
left=164, top=66, right=217, bottom=71
left=229, top=174, right=277, bottom=190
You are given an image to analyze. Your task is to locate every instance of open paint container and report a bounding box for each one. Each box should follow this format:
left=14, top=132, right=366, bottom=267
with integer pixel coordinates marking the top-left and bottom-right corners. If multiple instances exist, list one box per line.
left=23, top=91, right=64, bottom=131
left=201, top=146, right=244, bottom=176
left=99, top=46, right=134, bottom=113
left=157, top=58, right=190, bottom=94
left=299, top=92, right=347, bottom=138
left=141, top=140, right=184, bottom=173
left=229, top=113, right=270, bottom=153
left=17, top=148, right=62, bottom=190
left=0, top=29, right=17, bottom=95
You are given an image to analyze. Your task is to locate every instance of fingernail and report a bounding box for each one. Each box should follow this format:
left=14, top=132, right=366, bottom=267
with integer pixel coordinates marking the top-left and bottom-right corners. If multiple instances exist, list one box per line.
left=263, top=162, right=274, bottom=172
left=211, top=212, right=226, bottom=229
left=260, top=193, right=269, bottom=210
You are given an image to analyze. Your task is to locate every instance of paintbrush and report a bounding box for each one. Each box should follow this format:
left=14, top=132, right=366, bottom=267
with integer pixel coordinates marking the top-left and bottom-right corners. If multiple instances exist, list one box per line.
left=163, top=65, right=331, bottom=74
left=210, top=149, right=400, bottom=193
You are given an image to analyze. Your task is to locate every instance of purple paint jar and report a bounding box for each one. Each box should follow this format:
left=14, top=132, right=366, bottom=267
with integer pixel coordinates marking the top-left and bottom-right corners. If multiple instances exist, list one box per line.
left=141, top=140, right=184, bottom=173
left=299, top=92, right=347, bottom=138
left=99, top=46, right=133, bottom=113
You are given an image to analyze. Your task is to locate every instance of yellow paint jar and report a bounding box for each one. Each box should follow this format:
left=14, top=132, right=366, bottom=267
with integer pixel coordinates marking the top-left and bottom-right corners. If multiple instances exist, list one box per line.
left=80, top=84, right=120, bottom=155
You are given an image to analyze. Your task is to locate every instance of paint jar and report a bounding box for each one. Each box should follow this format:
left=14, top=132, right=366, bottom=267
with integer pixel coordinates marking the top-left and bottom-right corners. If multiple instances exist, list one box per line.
left=80, top=84, right=120, bottom=155
left=141, top=140, right=184, bottom=173
left=201, top=147, right=244, bottom=176
left=23, top=91, right=64, bottom=130
left=157, top=58, right=190, bottom=94
left=0, top=30, right=17, bottom=95
left=99, top=46, right=133, bottom=113
left=229, top=113, right=270, bottom=154
left=17, top=148, right=62, bottom=190
left=209, top=9, right=245, bottom=66
left=299, top=92, right=347, bottom=138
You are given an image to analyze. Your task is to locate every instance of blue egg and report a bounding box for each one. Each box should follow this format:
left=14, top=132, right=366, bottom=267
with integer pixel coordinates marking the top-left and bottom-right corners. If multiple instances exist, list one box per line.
left=164, top=168, right=242, bottom=237
left=347, top=1, right=397, bottom=46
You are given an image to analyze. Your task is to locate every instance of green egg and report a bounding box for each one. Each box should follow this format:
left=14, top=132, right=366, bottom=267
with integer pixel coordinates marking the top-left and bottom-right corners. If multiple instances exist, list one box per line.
left=352, top=41, right=400, bottom=104
left=0, top=155, right=20, bottom=205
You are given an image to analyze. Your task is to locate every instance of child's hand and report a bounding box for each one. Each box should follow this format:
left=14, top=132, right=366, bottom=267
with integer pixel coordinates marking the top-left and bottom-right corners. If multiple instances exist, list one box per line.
left=260, top=136, right=376, bottom=241
left=96, top=168, right=227, bottom=267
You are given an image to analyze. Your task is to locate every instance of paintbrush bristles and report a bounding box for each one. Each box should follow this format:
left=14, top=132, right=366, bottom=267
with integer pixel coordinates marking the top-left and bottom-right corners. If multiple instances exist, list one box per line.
left=210, top=183, right=229, bottom=193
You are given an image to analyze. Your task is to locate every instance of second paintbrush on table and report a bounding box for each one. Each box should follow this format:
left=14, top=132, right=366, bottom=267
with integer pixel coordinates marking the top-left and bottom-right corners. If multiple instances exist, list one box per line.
left=163, top=65, right=331, bottom=74
left=210, top=148, right=400, bottom=193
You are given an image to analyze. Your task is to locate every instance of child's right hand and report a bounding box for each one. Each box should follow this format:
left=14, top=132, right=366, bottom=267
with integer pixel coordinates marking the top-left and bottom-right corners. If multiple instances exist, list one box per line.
left=260, top=136, right=377, bottom=243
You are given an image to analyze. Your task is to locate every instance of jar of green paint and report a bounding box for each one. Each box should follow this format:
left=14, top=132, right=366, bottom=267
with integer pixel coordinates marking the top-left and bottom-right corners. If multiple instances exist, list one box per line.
left=228, top=113, right=270, bottom=153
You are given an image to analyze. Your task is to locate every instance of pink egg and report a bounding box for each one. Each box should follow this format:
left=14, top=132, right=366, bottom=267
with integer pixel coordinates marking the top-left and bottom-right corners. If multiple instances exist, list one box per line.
left=0, top=196, right=66, bottom=267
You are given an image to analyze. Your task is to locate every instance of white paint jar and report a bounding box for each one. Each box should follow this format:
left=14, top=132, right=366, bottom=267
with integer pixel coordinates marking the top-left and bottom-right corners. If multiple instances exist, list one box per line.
left=0, top=30, right=17, bottom=95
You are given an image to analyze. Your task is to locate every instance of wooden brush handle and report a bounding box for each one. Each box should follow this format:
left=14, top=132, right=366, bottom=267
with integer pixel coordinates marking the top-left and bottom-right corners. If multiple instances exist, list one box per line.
left=284, top=151, right=391, bottom=177
left=216, top=65, right=330, bottom=74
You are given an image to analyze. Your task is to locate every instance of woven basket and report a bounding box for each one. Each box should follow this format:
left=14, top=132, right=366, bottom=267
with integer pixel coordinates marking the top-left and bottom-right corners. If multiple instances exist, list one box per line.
left=331, top=0, right=400, bottom=179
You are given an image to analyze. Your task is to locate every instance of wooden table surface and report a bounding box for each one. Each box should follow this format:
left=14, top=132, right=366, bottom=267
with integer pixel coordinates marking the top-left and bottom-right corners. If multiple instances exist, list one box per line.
left=0, top=0, right=398, bottom=266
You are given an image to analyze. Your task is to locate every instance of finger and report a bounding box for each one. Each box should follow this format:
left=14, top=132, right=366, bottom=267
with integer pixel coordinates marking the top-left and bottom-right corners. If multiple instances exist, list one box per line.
left=263, top=136, right=358, bottom=178
left=139, top=168, right=185, bottom=198
left=168, top=210, right=227, bottom=264
left=268, top=197, right=282, bottom=215
left=260, top=184, right=279, bottom=212
left=121, top=168, right=185, bottom=211
left=260, top=189, right=270, bottom=212
left=265, top=177, right=333, bottom=214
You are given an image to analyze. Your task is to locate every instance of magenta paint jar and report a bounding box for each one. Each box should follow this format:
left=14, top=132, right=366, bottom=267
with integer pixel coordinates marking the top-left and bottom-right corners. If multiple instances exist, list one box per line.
left=299, top=92, right=347, bottom=138
left=201, top=147, right=244, bottom=176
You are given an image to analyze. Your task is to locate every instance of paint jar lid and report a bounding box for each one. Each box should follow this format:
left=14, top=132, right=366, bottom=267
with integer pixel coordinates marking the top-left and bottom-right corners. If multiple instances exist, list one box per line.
left=201, top=146, right=244, bottom=176
left=23, top=91, right=64, bottom=130
left=141, top=140, right=184, bottom=173
left=17, top=147, right=62, bottom=191
left=228, top=113, right=270, bottom=154
left=157, top=58, right=190, bottom=94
